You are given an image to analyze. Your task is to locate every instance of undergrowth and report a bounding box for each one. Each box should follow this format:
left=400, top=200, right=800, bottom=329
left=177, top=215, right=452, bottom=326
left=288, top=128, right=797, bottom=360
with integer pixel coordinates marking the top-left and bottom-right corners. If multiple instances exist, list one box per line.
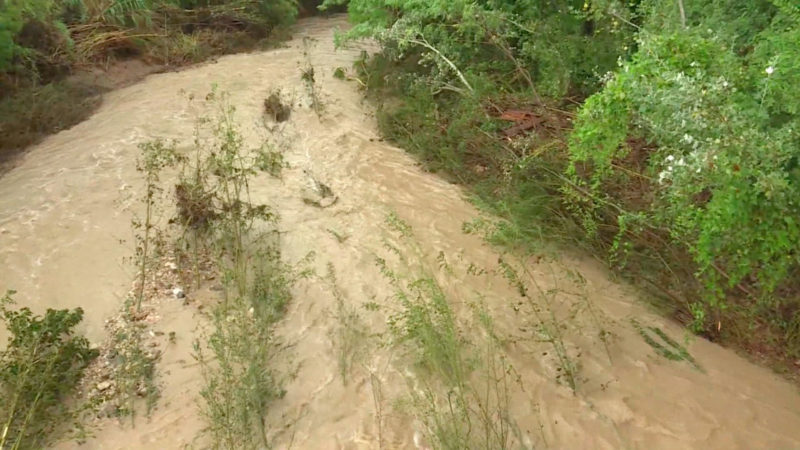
left=327, top=263, right=370, bottom=385
left=385, top=274, right=523, bottom=450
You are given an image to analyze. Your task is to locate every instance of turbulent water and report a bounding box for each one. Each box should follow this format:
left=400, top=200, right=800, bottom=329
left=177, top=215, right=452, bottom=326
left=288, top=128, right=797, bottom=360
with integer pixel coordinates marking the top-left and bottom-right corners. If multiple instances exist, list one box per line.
left=3, top=16, right=800, bottom=449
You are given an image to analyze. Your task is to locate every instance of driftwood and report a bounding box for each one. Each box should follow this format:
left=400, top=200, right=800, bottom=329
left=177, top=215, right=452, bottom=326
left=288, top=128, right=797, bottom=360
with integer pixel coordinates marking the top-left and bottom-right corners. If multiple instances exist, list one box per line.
left=498, top=109, right=543, bottom=138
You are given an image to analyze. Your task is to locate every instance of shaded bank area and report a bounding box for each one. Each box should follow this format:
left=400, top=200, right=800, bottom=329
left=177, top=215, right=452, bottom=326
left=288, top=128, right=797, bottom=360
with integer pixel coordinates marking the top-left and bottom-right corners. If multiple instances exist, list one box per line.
left=0, top=60, right=162, bottom=174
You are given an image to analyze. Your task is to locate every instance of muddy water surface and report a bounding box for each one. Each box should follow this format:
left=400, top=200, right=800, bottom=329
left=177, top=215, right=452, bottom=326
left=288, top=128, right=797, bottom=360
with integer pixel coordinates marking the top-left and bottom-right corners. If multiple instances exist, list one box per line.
left=3, top=16, right=800, bottom=449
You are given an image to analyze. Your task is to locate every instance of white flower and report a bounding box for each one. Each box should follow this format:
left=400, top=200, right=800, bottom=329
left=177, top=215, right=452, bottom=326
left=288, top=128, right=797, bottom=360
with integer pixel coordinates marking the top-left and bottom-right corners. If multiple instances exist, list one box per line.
left=766, top=66, right=775, bottom=75
left=665, top=155, right=675, bottom=162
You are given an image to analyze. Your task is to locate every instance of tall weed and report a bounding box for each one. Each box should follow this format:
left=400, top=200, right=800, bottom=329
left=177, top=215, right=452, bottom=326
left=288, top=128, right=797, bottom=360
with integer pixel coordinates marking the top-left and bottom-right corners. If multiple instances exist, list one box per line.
left=165, top=88, right=299, bottom=449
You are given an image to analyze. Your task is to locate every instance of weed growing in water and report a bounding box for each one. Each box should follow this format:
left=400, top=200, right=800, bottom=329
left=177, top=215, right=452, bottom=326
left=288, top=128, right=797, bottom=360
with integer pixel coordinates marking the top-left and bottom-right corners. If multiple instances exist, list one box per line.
left=333, top=67, right=346, bottom=80
left=195, top=264, right=289, bottom=449
left=263, top=89, right=292, bottom=124
left=102, top=138, right=181, bottom=423
left=256, top=142, right=286, bottom=178
left=326, top=264, right=370, bottom=384
left=175, top=87, right=275, bottom=297
left=161, top=88, right=304, bottom=448
left=378, top=211, right=525, bottom=449
left=112, top=306, right=160, bottom=421
left=631, top=319, right=703, bottom=372
left=385, top=211, right=413, bottom=238
left=327, top=228, right=349, bottom=243
left=301, top=37, right=325, bottom=117
left=134, top=139, right=182, bottom=310
left=368, top=371, right=385, bottom=449
left=498, top=257, right=580, bottom=391
left=382, top=271, right=523, bottom=449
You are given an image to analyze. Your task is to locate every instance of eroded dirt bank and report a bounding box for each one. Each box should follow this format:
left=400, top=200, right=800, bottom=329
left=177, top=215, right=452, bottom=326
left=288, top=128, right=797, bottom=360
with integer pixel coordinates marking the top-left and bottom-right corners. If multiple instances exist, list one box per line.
left=2, top=16, right=800, bottom=449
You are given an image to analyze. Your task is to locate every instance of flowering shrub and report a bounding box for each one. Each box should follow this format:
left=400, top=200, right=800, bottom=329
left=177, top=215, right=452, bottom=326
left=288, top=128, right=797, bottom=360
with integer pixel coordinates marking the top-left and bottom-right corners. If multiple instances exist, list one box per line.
left=569, top=4, right=800, bottom=330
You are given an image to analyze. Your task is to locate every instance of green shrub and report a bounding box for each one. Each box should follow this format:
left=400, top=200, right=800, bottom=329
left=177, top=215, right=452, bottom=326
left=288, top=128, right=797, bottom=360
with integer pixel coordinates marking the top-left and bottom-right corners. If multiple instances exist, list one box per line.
left=568, top=2, right=800, bottom=332
left=0, top=291, right=97, bottom=449
left=327, top=0, right=630, bottom=98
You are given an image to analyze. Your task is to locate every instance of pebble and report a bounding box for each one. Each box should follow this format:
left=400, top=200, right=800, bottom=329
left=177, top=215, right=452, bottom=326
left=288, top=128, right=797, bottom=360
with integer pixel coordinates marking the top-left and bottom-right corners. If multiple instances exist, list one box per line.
left=97, top=381, right=112, bottom=392
left=172, top=287, right=185, bottom=299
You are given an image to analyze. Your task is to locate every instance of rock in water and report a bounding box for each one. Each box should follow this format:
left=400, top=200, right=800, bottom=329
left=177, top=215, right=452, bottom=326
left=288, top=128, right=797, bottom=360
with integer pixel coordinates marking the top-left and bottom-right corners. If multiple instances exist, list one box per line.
left=301, top=169, right=338, bottom=208
left=264, top=92, right=291, bottom=123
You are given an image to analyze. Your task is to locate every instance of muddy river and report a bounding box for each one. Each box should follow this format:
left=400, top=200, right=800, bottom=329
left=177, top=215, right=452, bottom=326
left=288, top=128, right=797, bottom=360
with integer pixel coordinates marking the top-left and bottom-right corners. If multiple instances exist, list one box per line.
left=2, top=16, right=800, bottom=450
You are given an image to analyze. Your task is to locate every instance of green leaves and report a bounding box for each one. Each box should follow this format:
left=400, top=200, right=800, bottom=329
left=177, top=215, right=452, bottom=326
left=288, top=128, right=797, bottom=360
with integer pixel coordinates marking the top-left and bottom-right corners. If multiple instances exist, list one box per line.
left=567, top=1, right=800, bottom=328
left=342, top=0, right=800, bottom=353
left=0, top=0, right=27, bottom=70
left=332, top=0, right=629, bottom=98
left=0, top=291, right=97, bottom=449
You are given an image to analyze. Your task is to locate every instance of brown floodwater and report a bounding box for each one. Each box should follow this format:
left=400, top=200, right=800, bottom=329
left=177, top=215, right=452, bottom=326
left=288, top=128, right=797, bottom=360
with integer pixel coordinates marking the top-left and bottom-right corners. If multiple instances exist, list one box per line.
left=3, top=15, right=800, bottom=450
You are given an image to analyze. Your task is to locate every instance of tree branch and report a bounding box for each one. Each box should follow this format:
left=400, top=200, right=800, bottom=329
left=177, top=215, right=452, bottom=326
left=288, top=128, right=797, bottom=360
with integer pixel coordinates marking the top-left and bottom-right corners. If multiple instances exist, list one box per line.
left=408, top=36, right=474, bottom=94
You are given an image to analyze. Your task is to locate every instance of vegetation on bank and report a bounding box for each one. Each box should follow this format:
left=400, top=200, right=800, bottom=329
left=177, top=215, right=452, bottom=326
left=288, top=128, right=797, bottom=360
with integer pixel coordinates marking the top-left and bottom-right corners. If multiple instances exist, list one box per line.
left=328, top=0, right=800, bottom=371
left=0, top=0, right=317, bottom=162
left=0, top=292, right=97, bottom=449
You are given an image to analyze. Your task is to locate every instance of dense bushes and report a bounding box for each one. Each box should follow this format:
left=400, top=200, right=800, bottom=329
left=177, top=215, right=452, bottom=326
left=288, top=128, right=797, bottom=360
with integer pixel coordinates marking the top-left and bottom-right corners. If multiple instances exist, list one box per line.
left=0, top=0, right=300, bottom=82
left=328, top=0, right=630, bottom=98
left=335, top=0, right=800, bottom=367
left=569, top=1, right=800, bottom=342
